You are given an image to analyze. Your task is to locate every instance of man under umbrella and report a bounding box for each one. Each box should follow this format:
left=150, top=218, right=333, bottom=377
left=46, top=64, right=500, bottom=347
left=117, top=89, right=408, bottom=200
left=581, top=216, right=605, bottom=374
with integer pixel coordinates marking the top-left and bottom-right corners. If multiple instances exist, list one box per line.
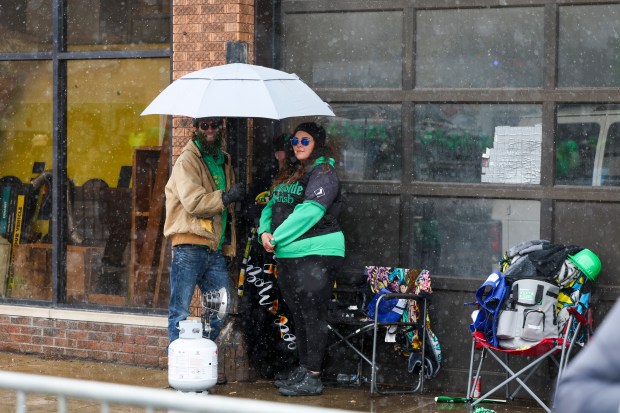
left=163, top=117, right=245, bottom=384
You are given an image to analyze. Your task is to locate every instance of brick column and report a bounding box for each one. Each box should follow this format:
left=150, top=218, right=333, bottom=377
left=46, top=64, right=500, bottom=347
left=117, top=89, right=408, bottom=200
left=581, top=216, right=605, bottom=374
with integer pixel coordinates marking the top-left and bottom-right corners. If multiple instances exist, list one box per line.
left=172, top=0, right=255, bottom=163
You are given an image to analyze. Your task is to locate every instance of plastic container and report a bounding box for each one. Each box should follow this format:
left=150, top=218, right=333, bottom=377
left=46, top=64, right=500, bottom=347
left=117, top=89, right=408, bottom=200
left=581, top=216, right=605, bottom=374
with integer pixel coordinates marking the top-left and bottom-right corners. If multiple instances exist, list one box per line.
left=472, top=376, right=481, bottom=398
left=336, top=373, right=358, bottom=384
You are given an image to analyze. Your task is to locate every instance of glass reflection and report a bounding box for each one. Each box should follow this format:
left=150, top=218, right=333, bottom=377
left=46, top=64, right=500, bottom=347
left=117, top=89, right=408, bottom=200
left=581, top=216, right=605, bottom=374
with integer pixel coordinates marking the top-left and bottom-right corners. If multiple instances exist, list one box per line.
left=554, top=201, right=620, bottom=273
left=0, top=0, right=52, bottom=53
left=559, top=5, right=620, bottom=88
left=340, top=194, right=400, bottom=267
left=67, top=58, right=169, bottom=306
left=324, top=104, right=401, bottom=181
left=413, top=104, right=542, bottom=183
left=416, top=7, right=544, bottom=88
left=0, top=61, right=53, bottom=300
left=67, top=0, right=170, bottom=51
left=284, top=11, right=403, bottom=88
left=556, top=104, right=620, bottom=186
left=411, top=198, right=540, bottom=277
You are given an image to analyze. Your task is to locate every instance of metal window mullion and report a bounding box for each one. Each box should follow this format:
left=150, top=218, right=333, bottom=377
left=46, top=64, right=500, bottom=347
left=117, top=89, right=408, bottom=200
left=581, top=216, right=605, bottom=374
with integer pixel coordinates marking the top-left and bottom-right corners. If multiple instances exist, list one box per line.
left=57, top=50, right=171, bottom=60
left=0, top=52, right=53, bottom=60
left=52, top=0, right=68, bottom=305
left=403, top=6, right=415, bottom=90
left=540, top=3, right=558, bottom=188
left=400, top=102, right=415, bottom=267
left=540, top=4, right=558, bottom=241
left=281, top=0, right=406, bottom=13
left=543, top=4, right=558, bottom=91
left=540, top=101, right=557, bottom=188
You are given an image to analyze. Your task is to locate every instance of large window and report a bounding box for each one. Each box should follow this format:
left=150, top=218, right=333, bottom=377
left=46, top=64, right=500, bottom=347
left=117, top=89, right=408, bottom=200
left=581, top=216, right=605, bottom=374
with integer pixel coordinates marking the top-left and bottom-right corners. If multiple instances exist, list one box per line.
left=554, top=201, right=620, bottom=274
left=0, top=0, right=171, bottom=308
left=325, top=104, right=402, bottom=181
left=559, top=5, right=620, bottom=88
left=409, top=198, right=540, bottom=277
left=67, top=0, right=170, bottom=51
left=66, top=59, right=169, bottom=305
left=555, top=104, right=620, bottom=187
left=283, top=11, right=403, bottom=88
left=0, top=1, right=52, bottom=52
left=0, top=61, right=53, bottom=300
left=416, top=7, right=544, bottom=88
left=271, top=1, right=620, bottom=280
left=413, top=104, right=542, bottom=183
left=339, top=194, right=401, bottom=266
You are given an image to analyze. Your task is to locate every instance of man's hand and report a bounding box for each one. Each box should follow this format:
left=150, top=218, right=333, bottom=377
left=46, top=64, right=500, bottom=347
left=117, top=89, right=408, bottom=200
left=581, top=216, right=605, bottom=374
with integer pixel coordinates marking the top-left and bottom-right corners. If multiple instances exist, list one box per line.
left=222, top=183, right=245, bottom=206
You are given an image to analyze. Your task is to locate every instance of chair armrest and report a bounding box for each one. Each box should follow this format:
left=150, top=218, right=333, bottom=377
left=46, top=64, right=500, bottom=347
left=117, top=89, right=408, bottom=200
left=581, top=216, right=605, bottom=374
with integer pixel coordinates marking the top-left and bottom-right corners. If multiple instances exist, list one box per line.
left=567, top=307, right=589, bottom=325
left=371, top=292, right=428, bottom=325
left=377, top=292, right=425, bottom=301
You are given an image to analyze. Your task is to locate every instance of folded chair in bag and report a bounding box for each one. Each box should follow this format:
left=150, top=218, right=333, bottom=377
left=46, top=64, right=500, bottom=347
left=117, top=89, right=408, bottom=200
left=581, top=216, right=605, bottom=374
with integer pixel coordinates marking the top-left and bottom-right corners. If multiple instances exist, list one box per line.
left=327, top=266, right=440, bottom=395
left=466, top=248, right=599, bottom=413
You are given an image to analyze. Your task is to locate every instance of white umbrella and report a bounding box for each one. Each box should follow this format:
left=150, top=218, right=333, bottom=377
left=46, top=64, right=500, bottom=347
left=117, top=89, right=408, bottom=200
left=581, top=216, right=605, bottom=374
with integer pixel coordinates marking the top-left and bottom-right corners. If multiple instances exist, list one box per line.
left=141, top=63, right=335, bottom=120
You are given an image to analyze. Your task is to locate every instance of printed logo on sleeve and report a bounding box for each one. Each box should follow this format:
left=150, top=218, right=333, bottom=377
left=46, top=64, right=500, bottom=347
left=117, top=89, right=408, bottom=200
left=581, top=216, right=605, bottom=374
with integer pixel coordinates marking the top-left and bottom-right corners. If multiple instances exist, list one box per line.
left=314, top=187, right=326, bottom=198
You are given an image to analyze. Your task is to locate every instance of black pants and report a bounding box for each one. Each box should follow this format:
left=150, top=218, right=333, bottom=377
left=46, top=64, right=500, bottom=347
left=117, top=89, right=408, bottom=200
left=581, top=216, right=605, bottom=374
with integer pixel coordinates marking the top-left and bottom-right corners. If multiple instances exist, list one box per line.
left=276, top=255, right=343, bottom=372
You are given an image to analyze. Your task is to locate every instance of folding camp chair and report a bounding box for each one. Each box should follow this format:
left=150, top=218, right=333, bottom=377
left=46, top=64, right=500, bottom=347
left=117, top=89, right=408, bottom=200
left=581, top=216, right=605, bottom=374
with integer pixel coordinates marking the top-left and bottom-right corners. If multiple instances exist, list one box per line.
left=327, top=291, right=428, bottom=395
left=327, top=266, right=434, bottom=395
left=466, top=307, right=592, bottom=413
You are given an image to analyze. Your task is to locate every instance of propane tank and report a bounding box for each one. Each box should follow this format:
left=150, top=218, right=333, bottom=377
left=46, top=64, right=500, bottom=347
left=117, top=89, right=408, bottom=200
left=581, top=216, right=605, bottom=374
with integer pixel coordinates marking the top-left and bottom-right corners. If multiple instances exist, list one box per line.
left=168, top=319, right=218, bottom=392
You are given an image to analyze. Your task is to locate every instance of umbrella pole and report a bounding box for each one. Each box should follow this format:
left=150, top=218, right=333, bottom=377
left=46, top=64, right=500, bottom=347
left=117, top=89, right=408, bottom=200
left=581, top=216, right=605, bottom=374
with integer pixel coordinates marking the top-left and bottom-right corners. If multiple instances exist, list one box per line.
left=226, top=118, right=248, bottom=190
left=225, top=40, right=249, bottom=190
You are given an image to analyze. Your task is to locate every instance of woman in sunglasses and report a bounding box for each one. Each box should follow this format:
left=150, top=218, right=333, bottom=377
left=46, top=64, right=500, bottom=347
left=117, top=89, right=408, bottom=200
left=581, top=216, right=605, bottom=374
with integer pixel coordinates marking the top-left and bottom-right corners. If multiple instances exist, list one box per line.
left=163, top=117, right=245, bottom=385
left=259, top=122, right=345, bottom=396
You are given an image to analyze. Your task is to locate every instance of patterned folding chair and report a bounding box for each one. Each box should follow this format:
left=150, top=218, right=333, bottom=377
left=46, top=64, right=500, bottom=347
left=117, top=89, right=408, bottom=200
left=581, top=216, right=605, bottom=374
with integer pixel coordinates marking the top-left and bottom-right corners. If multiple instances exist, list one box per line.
left=327, top=266, right=440, bottom=395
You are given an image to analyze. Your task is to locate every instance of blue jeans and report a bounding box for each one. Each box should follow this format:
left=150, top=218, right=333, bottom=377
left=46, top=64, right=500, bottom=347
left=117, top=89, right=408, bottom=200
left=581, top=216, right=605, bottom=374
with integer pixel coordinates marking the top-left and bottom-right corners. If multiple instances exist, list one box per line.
left=168, top=245, right=230, bottom=343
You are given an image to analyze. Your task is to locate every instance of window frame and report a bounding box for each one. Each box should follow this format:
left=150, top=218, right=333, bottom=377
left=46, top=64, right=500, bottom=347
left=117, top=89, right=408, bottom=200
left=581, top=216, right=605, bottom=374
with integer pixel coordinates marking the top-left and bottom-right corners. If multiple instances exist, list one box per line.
left=0, top=0, right=171, bottom=310
left=268, top=0, right=620, bottom=276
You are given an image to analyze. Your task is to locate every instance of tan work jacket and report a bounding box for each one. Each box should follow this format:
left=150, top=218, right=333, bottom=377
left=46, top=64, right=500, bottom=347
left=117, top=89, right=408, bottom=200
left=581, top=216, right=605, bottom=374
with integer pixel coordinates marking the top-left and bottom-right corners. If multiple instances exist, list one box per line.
left=163, top=140, right=237, bottom=257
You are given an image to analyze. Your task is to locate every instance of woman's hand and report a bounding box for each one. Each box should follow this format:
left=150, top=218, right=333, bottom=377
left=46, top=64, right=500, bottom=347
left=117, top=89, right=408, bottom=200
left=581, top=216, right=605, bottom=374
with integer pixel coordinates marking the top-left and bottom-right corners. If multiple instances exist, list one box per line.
left=261, top=232, right=275, bottom=253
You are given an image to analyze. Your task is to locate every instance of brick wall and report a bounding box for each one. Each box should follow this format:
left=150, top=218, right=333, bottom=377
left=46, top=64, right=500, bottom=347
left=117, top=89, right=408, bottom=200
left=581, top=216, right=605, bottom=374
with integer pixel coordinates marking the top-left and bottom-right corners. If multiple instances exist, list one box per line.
left=171, top=0, right=255, bottom=163
left=0, top=314, right=168, bottom=368
left=0, top=312, right=254, bottom=381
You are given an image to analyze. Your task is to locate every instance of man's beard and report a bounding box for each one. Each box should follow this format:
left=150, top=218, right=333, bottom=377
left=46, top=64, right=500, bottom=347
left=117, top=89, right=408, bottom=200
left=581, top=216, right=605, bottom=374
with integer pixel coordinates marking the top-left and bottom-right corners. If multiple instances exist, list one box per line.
left=195, top=130, right=223, bottom=155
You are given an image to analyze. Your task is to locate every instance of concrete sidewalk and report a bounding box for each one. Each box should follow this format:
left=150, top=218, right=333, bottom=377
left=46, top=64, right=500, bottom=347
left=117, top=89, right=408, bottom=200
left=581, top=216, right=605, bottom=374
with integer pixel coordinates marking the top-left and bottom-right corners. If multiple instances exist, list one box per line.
left=0, top=352, right=547, bottom=412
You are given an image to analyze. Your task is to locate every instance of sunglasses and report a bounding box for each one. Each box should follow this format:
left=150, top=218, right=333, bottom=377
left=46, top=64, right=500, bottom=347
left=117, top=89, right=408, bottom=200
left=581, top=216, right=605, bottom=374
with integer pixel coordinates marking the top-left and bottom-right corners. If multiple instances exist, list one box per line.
left=199, top=121, right=221, bottom=130
left=291, top=137, right=312, bottom=146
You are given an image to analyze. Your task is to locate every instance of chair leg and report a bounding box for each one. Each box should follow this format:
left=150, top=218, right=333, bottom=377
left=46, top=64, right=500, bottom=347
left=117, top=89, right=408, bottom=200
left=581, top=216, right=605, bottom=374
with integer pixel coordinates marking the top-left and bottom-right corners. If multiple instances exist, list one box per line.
left=469, top=348, right=486, bottom=400
left=472, top=347, right=555, bottom=413
left=327, top=324, right=374, bottom=367
left=504, top=353, right=510, bottom=400
left=556, top=315, right=575, bottom=390
left=369, top=322, right=378, bottom=395
left=419, top=300, right=427, bottom=393
left=508, top=357, right=540, bottom=401
left=371, top=297, right=428, bottom=396
left=466, top=336, right=476, bottom=400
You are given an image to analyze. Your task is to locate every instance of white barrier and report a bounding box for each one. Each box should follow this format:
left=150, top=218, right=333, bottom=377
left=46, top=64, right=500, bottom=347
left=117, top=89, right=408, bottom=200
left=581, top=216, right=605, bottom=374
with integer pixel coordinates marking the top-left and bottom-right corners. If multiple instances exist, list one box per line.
left=0, top=371, right=357, bottom=413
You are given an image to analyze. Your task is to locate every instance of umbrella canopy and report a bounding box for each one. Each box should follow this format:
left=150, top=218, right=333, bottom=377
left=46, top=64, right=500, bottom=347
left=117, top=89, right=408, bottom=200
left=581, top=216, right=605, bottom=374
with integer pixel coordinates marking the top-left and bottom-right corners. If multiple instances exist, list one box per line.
left=141, top=63, right=335, bottom=120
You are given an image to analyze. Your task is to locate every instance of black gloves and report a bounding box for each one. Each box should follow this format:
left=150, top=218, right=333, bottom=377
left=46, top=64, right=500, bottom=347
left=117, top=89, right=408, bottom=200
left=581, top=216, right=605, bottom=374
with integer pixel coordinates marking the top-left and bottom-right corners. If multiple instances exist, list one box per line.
left=222, top=183, right=245, bottom=206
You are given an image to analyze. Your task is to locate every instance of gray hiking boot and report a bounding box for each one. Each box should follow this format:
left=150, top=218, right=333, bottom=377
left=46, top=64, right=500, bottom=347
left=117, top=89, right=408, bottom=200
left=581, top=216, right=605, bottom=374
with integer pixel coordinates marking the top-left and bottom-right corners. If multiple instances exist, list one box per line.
left=278, top=371, right=323, bottom=396
left=274, top=365, right=307, bottom=388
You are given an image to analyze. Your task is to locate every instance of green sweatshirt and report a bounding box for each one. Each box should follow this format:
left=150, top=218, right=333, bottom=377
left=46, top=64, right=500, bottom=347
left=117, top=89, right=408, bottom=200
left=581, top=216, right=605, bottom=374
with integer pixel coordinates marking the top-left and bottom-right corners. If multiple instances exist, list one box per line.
left=258, top=158, right=345, bottom=259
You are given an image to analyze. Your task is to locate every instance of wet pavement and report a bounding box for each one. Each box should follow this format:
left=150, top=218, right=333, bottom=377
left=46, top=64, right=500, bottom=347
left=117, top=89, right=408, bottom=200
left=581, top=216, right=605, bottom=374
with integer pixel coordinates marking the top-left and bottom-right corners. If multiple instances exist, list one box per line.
left=0, top=352, right=548, bottom=413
